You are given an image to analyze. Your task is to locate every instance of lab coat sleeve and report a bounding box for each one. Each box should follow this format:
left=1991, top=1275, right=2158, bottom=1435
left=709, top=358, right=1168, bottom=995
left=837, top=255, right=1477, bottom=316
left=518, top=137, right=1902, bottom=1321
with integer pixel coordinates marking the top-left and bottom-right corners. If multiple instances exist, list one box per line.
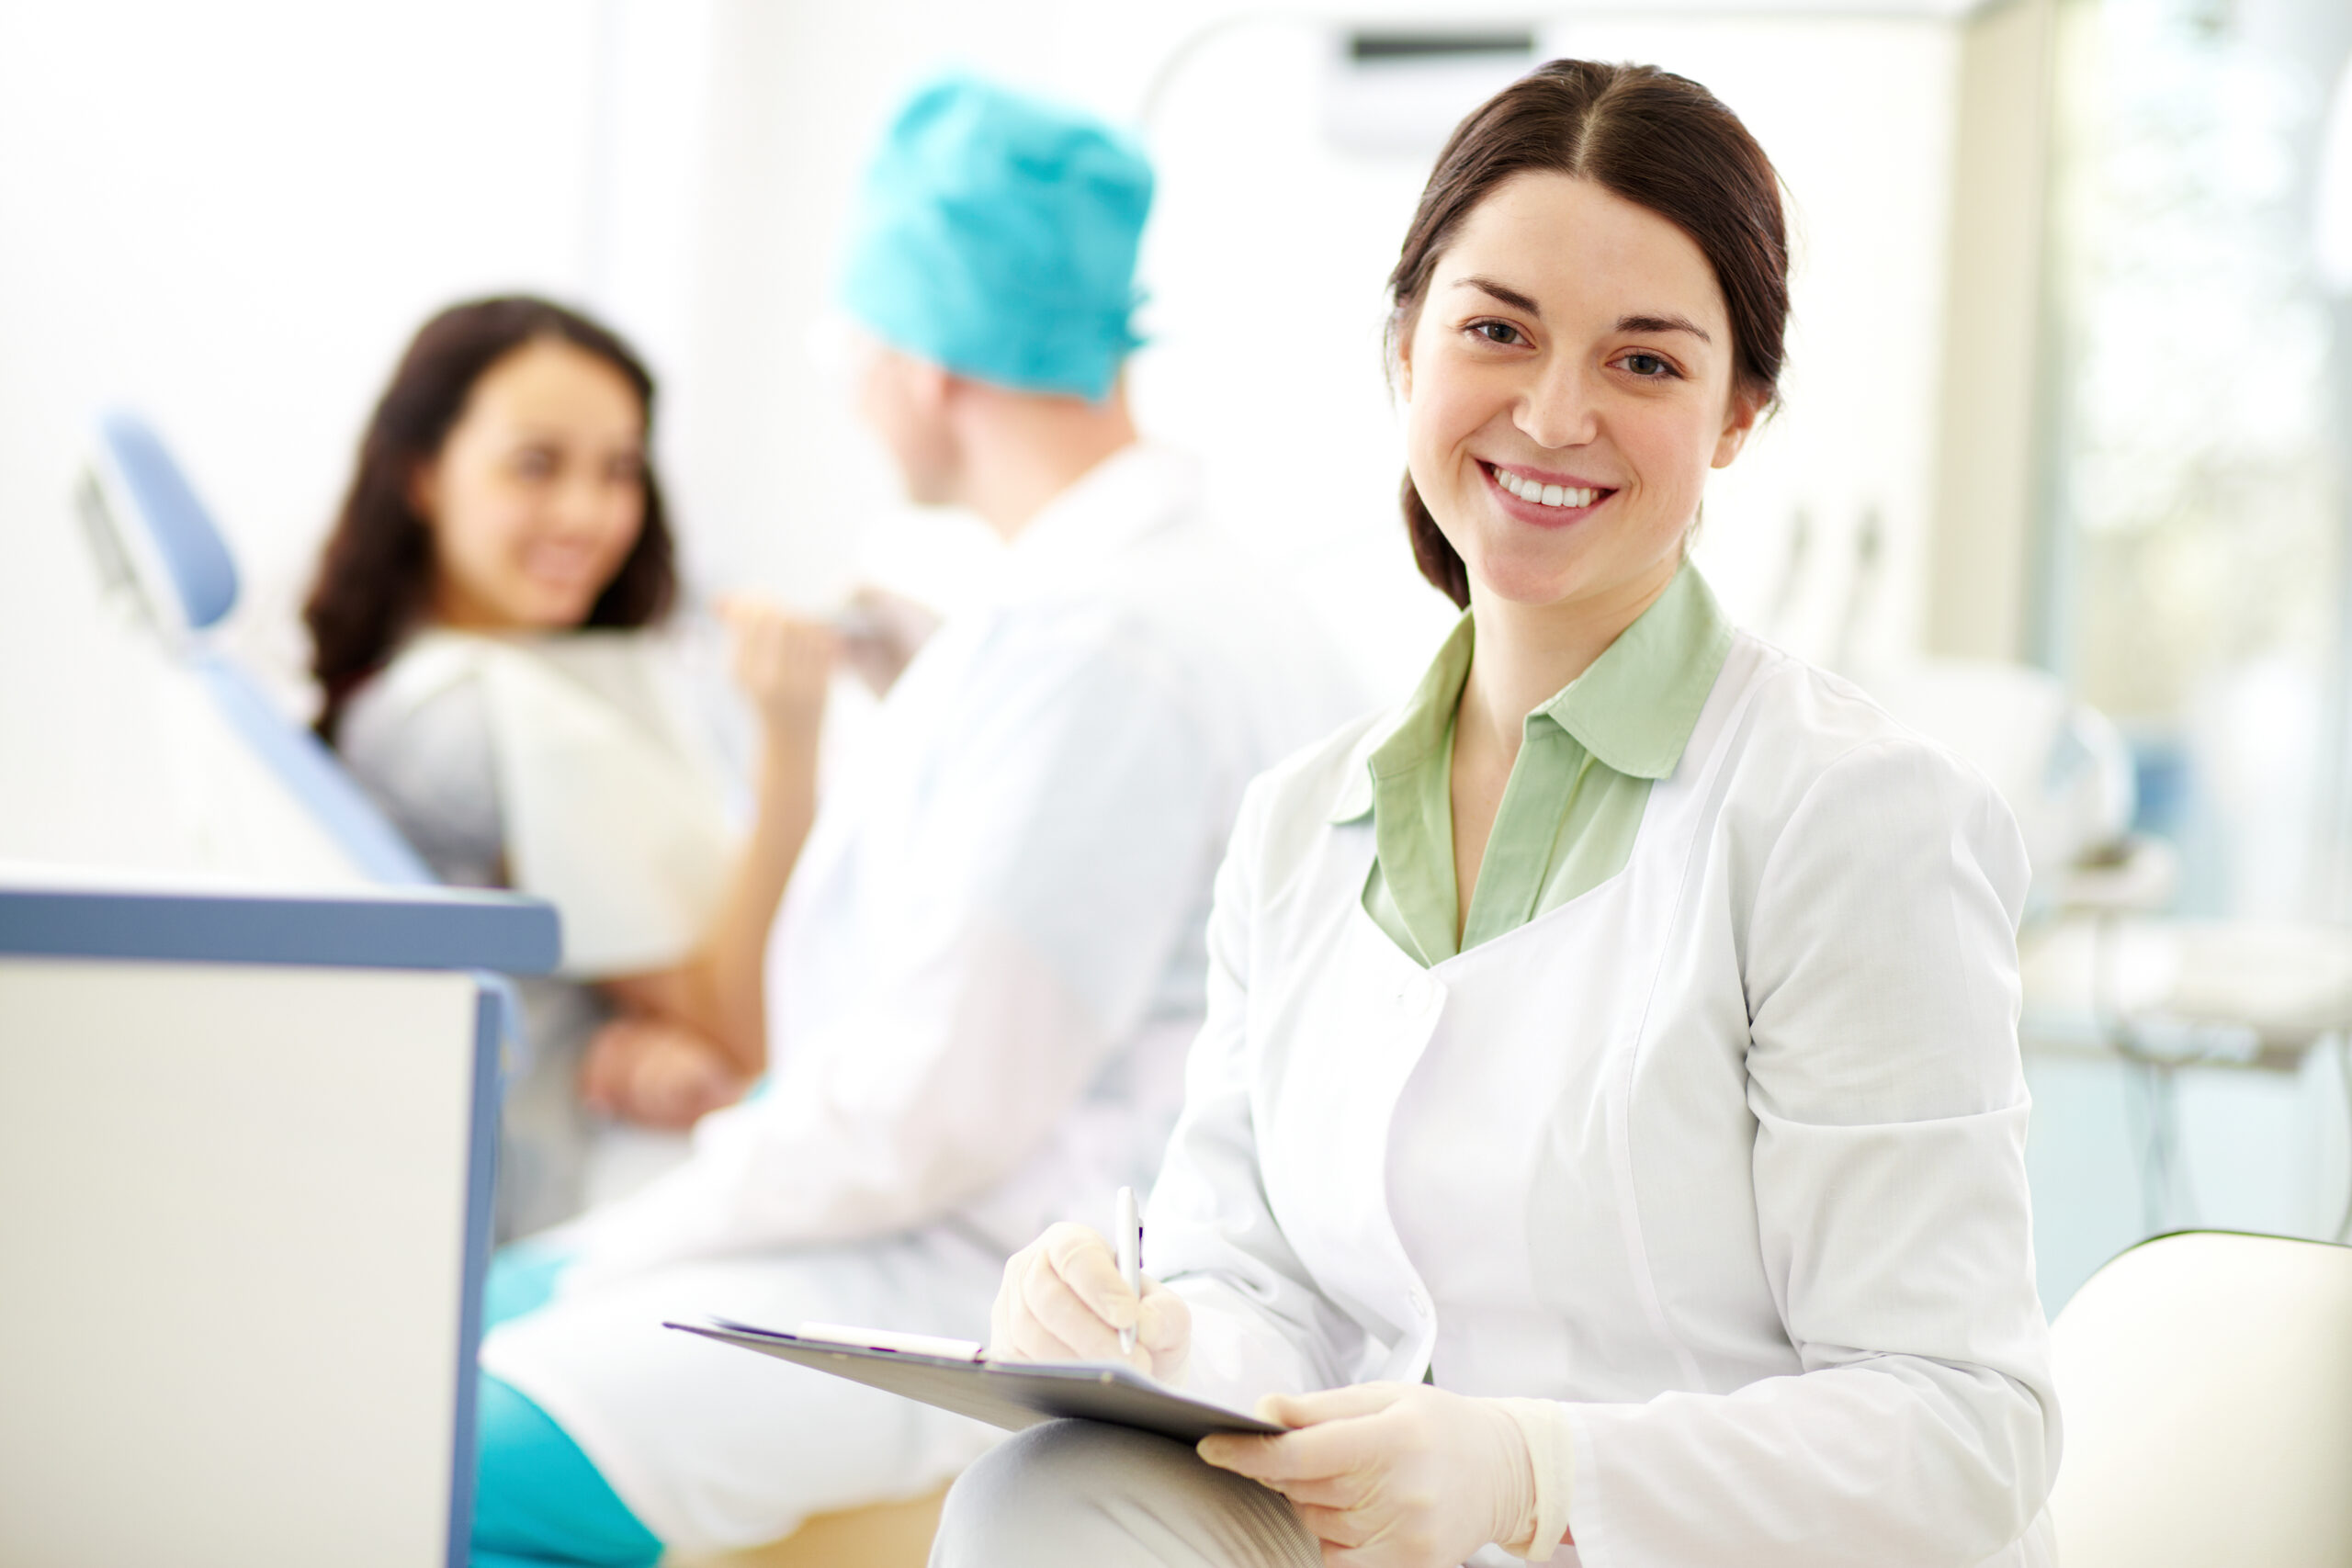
left=1150, top=768, right=1371, bottom=1408
left=1564, top=738, right=2057, bottom=1568
left=562, top=615, right=1224, bottom=1276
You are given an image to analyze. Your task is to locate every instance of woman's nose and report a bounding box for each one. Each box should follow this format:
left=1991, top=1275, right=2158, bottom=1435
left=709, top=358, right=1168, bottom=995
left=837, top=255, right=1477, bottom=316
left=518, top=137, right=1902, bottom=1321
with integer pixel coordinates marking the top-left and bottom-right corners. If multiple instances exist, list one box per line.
left=1519, top=364, right=1600, bottom=452
left=548, top=472, right=616, bottom=535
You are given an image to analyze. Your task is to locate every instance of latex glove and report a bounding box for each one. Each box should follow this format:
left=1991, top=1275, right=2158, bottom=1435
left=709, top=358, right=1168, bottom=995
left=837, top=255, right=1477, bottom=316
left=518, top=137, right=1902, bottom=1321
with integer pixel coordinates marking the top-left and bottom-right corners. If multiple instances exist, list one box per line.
left=1197, top=1382, right=1537, bottom=1568
left=989, top=1220, right=1191, bottom=1382
left=716, top=596, right=838, bottom=748
left=579, top=1014, right=746, bottom=1130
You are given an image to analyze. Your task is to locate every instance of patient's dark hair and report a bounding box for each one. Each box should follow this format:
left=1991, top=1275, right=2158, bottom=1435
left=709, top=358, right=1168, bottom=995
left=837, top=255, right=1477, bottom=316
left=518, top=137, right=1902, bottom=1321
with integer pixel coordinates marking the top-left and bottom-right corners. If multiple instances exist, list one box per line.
left=303, top=295, right=675, bottom=741
left=1386, top=60, right=1790, bottom=607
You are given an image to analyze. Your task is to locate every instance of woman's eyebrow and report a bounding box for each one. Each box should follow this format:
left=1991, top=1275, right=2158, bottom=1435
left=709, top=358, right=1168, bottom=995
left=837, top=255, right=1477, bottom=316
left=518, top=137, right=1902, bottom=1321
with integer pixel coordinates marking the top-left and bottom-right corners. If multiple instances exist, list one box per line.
left=1451, top=276, right=1544, bottom=317
left=1448, top=279, right=1715, bottom=347
left=1619, top=312, right=1713, bottom=344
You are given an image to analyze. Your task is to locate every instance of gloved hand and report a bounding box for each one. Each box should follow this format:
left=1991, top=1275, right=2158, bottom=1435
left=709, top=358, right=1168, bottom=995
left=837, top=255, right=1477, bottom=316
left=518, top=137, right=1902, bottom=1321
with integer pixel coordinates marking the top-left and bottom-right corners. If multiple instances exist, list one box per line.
left=1197, top=1382, right=1538, bottom=1568
left=989, top=1220, right=1192, bottom=1382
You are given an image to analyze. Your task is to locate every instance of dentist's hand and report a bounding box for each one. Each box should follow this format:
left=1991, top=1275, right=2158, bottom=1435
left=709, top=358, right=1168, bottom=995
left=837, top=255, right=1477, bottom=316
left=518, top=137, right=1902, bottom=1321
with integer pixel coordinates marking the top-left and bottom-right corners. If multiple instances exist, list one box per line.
left=834, top=585, right=940, bottom=699
left=717, top=596, right=837, bottom=747
left=989, top=1221, right=1191, bottom=1382
left=1197, top=1382, right=1539, bottom=1568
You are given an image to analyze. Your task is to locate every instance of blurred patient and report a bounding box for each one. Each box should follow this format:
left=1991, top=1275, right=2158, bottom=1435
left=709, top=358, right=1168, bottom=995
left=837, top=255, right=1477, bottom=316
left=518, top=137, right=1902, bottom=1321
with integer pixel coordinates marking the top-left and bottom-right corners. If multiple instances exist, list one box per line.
left=306, top=297, right=836, bottom=1236
left=460, top=75, right=1362, bottom=1568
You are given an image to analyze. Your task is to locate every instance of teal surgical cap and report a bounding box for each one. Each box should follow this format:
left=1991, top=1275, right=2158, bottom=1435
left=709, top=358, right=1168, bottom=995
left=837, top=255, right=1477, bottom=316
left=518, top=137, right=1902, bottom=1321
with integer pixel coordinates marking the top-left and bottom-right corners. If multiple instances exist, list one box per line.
left=840, top=73, right=1153, bottom=403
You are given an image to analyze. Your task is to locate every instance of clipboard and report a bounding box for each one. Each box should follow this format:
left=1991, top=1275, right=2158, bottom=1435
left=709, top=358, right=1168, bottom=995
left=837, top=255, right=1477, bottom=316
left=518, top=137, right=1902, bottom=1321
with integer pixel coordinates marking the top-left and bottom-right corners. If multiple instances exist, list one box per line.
left=665, top=1318, right=1285, bottom=1443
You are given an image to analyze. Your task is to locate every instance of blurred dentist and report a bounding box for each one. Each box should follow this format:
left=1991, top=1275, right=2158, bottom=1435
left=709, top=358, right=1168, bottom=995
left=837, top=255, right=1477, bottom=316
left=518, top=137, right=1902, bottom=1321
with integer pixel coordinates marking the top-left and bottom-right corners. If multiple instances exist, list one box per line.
left=942, top=61, right=2056, bottom=1568
left=466, top=74, right=1363, bottom=1567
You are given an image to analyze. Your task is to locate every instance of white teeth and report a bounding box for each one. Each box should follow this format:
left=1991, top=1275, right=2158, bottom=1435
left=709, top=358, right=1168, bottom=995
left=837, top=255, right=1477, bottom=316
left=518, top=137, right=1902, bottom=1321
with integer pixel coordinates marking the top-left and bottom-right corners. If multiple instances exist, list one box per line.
left=1494, top=467, right=1599, bottom=510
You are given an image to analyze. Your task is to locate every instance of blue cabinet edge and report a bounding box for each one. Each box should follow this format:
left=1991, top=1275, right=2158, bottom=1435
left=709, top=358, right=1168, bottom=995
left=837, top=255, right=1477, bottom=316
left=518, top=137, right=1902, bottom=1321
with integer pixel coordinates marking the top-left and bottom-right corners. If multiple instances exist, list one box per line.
left=0, top=886, right=560, bottom=975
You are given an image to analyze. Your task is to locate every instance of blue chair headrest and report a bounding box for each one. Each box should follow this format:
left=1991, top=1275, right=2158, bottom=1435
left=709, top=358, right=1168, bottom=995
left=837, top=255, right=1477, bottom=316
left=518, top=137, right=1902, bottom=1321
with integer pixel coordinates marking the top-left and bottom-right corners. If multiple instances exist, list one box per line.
left=94, top=411, right=240, bottom=633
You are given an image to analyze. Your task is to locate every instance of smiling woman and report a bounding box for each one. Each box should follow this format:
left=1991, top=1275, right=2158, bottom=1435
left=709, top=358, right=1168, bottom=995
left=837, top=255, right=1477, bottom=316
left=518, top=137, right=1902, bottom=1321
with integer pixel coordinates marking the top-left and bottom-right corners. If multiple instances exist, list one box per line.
left=1386, top=62, right=1785, bottom=623
left=303, top=298, right=841, bottom=1236
left=307, top=299, right=677, bottom=728
left=943, top=60, right=2056, bottom=1568
left=1377, top=67, right=1791, bottom=957
left=411, top=336, right=656, bottom=632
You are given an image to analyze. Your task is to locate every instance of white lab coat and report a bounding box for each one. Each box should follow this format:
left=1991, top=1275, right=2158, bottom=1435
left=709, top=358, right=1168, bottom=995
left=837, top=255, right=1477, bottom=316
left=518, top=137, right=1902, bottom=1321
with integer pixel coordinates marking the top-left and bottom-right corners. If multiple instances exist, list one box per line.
left=1150, top=630, right=2060, bottom=1568
left=481, top=445, right=1365, bottom=1549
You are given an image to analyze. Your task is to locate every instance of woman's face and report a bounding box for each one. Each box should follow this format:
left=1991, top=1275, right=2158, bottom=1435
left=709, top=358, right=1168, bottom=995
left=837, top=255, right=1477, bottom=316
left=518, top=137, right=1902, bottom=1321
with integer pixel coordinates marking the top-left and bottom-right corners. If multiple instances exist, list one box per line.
left=1398, top=172, right=1760, bottom=618
left=415, top=336, right=649, bottom=631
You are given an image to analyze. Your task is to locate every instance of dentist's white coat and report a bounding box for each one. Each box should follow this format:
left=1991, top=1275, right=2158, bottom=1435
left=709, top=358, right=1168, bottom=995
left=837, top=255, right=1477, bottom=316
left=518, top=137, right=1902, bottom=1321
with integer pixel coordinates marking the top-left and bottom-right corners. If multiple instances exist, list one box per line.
left=481, top=446, right=1364, bottom=1550
left=1151, top=630, right=2060, bottom=1568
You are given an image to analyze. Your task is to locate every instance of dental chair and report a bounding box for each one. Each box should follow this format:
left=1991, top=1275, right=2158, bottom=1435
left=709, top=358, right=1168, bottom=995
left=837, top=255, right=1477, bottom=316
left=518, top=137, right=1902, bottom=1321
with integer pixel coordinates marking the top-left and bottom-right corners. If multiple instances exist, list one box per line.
left=2049, top=1230, right=2352, bottom=1565
left=77, top=407, right=551, bottom=1196
left=27, top=414, right=566, bottom=1564
left=75, top=408, right=432, bottom=886
left=1851, top=645, right=2352, bottom=1258
left=71, top=416, right=954, bottom=1564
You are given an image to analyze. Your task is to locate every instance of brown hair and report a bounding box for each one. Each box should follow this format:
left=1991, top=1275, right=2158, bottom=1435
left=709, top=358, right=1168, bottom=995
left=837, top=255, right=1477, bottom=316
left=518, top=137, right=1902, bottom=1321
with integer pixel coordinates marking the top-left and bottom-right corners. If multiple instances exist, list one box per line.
left=304, top=295, right=677, bottom=740
left=1387, top=60, right=1790, bottom=606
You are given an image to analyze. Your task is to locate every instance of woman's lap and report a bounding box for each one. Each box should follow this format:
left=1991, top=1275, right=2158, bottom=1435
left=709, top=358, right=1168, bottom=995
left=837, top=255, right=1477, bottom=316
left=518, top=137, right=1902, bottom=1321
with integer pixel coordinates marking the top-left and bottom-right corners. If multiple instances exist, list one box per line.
left=929, top=1419, right=1320, bottom=1568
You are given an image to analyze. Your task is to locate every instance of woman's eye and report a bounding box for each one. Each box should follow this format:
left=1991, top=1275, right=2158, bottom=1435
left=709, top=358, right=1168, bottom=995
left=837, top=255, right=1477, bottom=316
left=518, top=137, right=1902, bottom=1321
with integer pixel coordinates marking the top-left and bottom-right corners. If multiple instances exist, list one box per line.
left=1621, top=352, right=1676, bottom=378
left=1472, top=320, right=1525, bottom=346
left=511, top=448, right=558, bottom=479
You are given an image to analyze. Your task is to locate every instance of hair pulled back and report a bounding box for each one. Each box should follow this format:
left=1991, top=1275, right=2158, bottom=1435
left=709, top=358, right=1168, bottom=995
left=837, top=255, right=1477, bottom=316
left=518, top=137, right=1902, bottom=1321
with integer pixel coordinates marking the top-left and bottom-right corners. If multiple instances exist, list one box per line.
left=304, top=295, right=677, bottom=740
left=1387, top=60, right=1790, bottom=606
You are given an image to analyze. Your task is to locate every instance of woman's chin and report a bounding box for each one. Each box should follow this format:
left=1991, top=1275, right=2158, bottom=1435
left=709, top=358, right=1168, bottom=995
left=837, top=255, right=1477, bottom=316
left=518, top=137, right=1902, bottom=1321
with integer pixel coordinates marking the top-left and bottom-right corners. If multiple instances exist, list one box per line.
left=1461, top=530, right=1686, bottom=615
left=511, top=586, right=603, bottom=630
left=1463, top=553, right=1591, bottom=610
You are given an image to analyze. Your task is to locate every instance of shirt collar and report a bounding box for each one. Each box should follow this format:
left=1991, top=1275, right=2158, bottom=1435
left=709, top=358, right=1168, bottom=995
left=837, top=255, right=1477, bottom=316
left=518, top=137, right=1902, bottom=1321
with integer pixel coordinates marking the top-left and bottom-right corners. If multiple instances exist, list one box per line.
left=1328, top=562, right=1731, bottom=823
left=1537, top=563, right=1731, bottom=780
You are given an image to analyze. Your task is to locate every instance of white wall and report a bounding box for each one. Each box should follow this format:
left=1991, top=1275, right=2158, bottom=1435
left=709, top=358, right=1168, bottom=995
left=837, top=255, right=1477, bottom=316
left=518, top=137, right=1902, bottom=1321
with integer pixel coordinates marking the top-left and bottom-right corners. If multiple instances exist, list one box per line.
left=0, top=0, right=605, bottom=864
left=0, top=0, right=1969, bottom=868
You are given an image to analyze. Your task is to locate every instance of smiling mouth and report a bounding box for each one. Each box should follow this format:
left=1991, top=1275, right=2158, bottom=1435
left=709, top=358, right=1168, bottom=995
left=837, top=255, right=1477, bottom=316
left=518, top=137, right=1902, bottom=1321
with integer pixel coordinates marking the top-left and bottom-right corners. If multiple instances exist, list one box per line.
left=521, top=545, right=605, bottom=590
left=1484, top=462, right=1614, bottom=512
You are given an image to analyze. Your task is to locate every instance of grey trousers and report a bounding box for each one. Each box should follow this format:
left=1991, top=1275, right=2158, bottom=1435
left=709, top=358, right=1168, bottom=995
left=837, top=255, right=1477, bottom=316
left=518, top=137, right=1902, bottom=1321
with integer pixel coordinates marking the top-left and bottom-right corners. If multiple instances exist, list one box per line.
left=929, top=1420, right=1324, bottom=1567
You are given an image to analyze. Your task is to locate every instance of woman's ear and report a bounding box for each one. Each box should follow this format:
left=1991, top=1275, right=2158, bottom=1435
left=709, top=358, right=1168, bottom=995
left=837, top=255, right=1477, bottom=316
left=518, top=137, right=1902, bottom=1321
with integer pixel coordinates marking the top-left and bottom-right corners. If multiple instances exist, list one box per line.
left=913, top=357, right=954, bottom=414
left=1710, top=385, right=1766, bottom=469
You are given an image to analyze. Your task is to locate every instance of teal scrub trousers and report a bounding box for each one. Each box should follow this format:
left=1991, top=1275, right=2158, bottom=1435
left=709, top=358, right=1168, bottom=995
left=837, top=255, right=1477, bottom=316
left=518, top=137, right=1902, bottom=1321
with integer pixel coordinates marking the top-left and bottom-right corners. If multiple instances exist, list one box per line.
left=471, top=1243, right=663, bottom=1568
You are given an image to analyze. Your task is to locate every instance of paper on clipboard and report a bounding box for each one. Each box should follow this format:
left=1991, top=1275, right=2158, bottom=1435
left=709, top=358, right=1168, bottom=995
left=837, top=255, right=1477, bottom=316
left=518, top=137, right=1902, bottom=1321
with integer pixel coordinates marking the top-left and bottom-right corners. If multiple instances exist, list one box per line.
left=665, top=1318, right=1286, bottom=1443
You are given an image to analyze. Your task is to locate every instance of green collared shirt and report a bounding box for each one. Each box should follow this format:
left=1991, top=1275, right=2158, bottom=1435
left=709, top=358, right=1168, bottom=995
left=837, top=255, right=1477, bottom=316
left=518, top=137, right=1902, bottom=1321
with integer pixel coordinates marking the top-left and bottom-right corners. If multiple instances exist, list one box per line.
left=1345, top=564, right=1733, bottom=967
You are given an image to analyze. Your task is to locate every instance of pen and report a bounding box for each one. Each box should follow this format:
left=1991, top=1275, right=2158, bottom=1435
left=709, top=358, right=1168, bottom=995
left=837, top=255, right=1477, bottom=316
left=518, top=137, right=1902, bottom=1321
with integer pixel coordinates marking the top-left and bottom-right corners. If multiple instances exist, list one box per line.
left=1116, top=1185, right=1141, bottom=1357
